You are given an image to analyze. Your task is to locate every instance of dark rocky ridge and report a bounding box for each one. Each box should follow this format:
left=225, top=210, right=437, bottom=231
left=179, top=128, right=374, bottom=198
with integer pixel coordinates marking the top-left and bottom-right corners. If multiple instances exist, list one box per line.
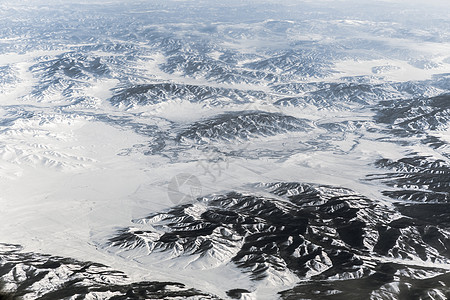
left=107, top=182, right=450, bottom=295
left=376, top=94, right=450, bottom=133
left=110, top=83, right=269, bottom=108
left=176, top=111, right=312, bottom=145
left=280, top=263, right=450, bottom=300
left=0, top=243, right=219, bottom=300
left=368, top=156, right=450, bottom=202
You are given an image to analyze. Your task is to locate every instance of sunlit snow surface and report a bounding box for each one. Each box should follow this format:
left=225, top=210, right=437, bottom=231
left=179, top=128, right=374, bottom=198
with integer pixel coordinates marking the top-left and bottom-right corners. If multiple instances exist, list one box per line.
left=0, top=0, right=450, bottom=299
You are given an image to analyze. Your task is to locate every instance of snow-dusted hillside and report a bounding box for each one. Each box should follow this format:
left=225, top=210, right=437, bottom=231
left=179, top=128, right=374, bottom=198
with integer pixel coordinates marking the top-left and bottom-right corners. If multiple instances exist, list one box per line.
left=0, top=0, right=450, bottom=299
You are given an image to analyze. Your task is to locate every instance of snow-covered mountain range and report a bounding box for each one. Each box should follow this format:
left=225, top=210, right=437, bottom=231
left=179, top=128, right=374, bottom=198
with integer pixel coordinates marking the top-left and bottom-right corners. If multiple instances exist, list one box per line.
left=0, top=0, right=450, bottom=299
